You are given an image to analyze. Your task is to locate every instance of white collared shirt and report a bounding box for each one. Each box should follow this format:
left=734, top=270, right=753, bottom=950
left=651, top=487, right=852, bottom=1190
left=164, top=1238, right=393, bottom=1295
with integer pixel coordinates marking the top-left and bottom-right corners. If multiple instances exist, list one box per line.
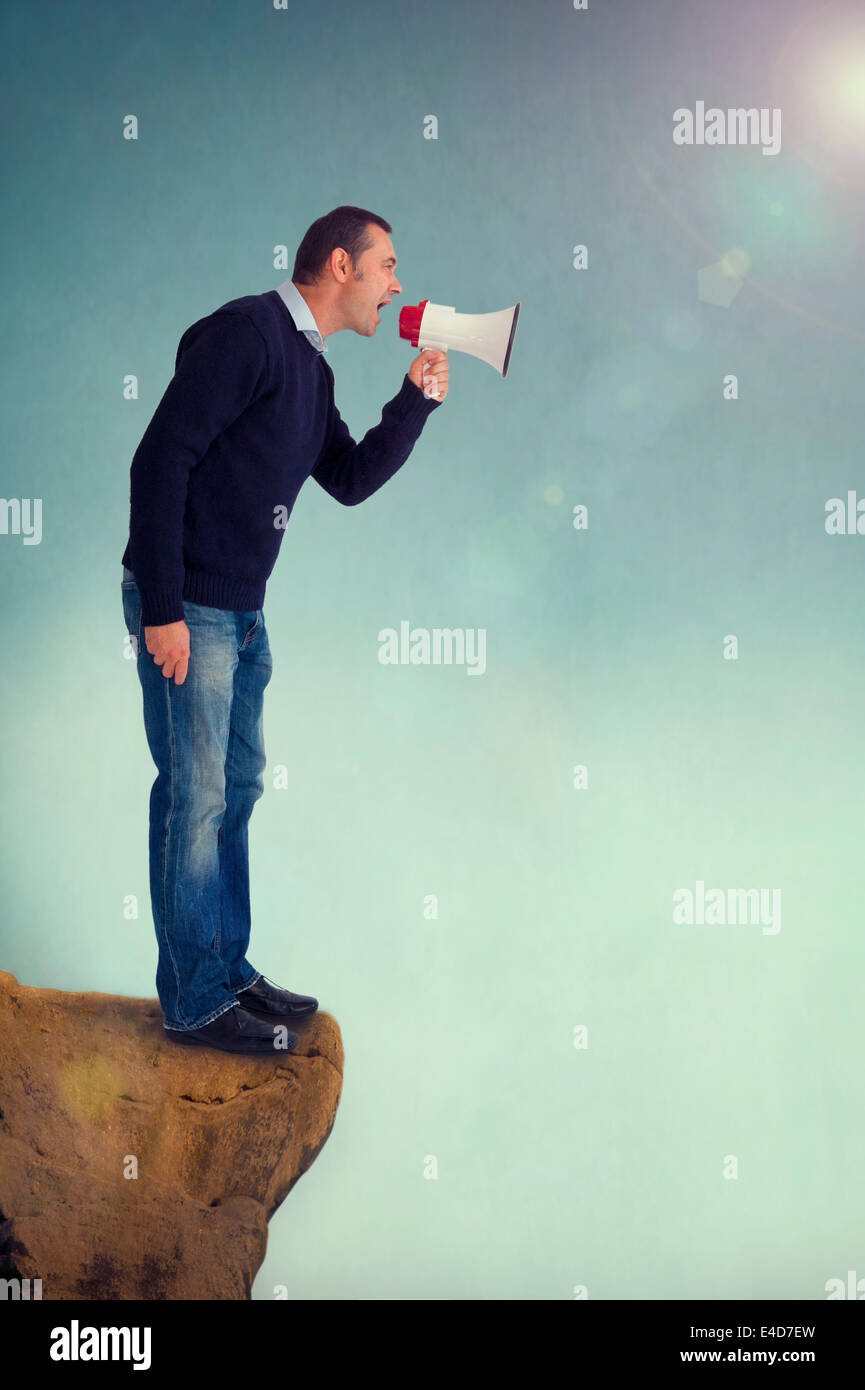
left=275, top=277, right=328, bottom=354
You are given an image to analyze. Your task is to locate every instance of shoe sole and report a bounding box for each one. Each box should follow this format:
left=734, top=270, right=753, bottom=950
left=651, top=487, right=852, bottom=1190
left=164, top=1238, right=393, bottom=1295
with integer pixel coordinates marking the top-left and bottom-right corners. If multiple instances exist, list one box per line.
left=165, top=1030, right=298, bottom=1054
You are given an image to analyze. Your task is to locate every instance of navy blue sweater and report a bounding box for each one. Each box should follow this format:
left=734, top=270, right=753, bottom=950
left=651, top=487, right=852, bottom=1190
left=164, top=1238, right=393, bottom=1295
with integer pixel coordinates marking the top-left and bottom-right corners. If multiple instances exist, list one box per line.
left=121, top=289, right=441, bottom=627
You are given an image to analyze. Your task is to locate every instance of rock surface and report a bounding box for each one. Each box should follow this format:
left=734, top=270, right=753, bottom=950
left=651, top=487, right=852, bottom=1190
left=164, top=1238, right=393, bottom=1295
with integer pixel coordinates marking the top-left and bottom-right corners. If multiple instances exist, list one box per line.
left=0, top=969, right=342, bottom=1300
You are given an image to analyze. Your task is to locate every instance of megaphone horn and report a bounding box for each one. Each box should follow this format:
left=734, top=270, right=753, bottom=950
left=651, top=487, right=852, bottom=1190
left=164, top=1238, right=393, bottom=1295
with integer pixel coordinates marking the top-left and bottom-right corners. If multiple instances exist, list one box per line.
left=399, top=299, right=521, bottom=381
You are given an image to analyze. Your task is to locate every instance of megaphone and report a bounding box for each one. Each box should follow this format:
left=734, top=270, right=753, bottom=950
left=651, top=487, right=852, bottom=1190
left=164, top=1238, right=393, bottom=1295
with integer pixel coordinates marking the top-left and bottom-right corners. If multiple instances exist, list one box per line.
left=399, top=299, right=520, bottom=397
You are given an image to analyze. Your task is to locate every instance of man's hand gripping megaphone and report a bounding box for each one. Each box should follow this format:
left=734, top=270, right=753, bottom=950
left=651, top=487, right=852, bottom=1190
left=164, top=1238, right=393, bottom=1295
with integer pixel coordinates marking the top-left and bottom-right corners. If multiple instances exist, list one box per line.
left=408, top=349, right=448, bottom=402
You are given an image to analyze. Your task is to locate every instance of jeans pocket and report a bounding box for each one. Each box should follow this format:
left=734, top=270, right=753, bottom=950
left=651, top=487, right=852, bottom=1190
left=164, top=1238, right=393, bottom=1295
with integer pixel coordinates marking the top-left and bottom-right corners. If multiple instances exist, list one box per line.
left=121, top=584, right=142, bottom=657
left=240, top=612, right=261, bottom=649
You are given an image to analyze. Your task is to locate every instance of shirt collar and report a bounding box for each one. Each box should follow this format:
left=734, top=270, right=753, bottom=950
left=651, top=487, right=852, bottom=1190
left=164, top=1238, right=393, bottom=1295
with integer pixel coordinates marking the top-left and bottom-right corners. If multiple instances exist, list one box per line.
left=275, top=278, right=328, bottom=353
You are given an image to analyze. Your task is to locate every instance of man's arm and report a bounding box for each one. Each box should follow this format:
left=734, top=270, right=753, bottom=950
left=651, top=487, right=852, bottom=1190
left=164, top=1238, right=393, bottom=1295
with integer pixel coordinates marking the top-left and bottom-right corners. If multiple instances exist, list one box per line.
left=311, top=357, right=443, bottom=507
left=126, top=311, right=270, bottom=626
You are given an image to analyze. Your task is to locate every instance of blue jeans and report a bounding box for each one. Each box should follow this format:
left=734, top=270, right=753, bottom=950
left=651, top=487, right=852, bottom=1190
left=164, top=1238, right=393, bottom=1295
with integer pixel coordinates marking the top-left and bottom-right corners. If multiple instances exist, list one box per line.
left=121, top=566, right=270, bottom=1031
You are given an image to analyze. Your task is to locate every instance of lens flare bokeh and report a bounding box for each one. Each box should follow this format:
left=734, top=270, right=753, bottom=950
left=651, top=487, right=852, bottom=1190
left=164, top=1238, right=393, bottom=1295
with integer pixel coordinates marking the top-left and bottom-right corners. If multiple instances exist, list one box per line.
left=773, top=0, right=865, bottom=186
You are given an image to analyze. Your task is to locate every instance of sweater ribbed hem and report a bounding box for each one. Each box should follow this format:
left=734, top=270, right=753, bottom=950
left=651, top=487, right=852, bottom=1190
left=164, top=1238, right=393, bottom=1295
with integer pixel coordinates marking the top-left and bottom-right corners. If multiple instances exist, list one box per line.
left=133, top=571, right=265, bottom=627
left=183, top=568, right=265, bottom=614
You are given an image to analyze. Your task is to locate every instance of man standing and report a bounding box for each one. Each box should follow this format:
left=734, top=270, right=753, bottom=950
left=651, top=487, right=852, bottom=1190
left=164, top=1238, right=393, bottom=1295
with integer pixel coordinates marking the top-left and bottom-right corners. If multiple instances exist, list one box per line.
left=120, top=205, right=448, bottom=1055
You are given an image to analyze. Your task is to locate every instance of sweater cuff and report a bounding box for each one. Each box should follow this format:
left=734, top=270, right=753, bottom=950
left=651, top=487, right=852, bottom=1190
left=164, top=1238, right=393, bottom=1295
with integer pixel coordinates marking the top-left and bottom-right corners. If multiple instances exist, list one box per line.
left=139, top=584, right=186, bottom=628
left=396, top=373, right=443, bottom=427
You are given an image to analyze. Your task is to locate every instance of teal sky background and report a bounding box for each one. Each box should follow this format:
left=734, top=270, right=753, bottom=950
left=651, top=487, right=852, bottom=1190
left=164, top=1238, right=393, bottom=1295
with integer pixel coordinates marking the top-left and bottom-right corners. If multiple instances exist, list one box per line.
left=1, top=0, right=863, bottom=1299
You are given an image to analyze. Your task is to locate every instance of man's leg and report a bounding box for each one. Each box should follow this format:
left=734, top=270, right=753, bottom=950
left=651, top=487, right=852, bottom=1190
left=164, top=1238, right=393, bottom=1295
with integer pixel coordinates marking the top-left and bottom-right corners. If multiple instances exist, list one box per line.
left=219, top=609, right=319, bottom=1023
left=123, top=576, right=253, bottom=1031
left=219, top=609, right=272, bottom=994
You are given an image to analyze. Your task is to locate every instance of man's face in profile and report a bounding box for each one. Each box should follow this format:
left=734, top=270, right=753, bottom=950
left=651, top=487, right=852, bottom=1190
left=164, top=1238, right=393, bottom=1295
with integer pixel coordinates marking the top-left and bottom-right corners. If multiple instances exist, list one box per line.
left=346, top=224, right=403, bottom=337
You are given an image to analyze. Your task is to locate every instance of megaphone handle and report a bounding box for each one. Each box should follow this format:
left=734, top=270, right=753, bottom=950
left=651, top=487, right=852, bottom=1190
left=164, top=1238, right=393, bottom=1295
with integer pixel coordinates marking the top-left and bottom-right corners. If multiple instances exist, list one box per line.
left=423, top=344, right=447, bottom=399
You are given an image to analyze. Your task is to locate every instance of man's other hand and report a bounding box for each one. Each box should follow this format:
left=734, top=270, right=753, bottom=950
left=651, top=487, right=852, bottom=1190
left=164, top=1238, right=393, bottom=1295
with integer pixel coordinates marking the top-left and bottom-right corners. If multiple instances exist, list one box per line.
left=408, top=349, right=449, bottom=402
left=145, top=620, right=190, bottom=685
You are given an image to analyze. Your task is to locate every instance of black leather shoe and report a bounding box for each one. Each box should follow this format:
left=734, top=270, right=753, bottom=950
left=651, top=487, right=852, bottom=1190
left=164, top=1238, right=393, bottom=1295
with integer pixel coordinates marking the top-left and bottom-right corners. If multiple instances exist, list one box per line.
left=235, top=974, right=319, bottom=1020
left=165, top=1003, right=299, bottom=1054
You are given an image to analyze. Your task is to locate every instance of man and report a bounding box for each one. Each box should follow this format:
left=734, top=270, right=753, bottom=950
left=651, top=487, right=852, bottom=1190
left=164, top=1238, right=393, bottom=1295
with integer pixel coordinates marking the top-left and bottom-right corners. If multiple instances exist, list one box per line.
left=120, top=205, right=448, bottom=1055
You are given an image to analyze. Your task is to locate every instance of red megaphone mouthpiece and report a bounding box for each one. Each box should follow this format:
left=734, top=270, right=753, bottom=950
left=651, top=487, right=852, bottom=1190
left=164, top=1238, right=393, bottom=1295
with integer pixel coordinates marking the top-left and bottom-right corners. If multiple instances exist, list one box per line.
left=398, top=300, right=429, bottom=348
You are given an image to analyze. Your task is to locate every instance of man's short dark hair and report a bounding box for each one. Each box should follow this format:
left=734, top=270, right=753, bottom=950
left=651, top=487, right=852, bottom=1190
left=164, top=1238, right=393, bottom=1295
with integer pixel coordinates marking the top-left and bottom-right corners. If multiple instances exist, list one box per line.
left=292, top=205, right=393, bottom=286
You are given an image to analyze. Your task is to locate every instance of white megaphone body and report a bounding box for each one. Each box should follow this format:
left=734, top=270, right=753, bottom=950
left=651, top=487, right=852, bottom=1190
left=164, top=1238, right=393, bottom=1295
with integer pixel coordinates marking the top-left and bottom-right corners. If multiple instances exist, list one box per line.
left=399, top=298, right=520, bottom=397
